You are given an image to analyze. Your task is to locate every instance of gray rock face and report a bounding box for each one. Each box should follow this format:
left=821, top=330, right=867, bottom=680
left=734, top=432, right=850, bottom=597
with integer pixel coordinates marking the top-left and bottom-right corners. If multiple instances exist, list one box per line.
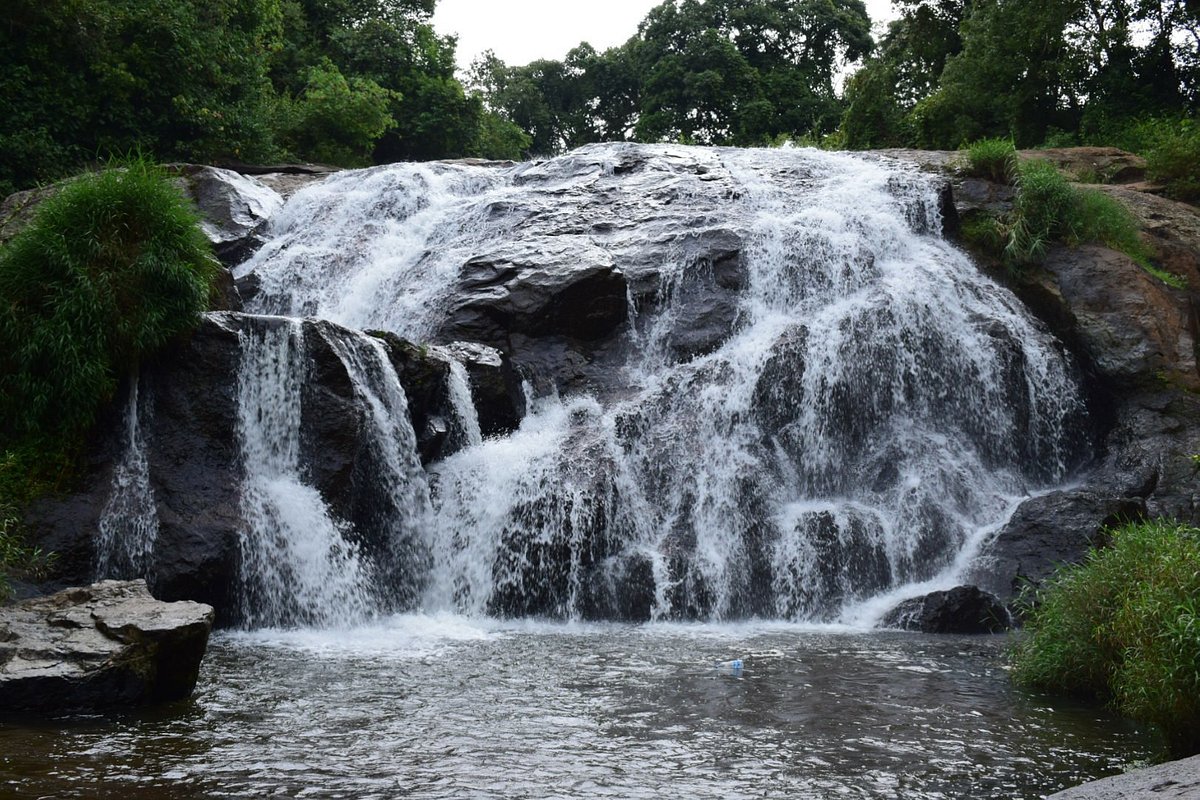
left=1047, top=754, right=1200, bottom=799
left=170, top=165, right=283, bottom=268
left=0, top=580, right=213, bottom=711
left=1038, top=244, right=1198, bottom=390
left=880, top=586, right=1012, bottom=634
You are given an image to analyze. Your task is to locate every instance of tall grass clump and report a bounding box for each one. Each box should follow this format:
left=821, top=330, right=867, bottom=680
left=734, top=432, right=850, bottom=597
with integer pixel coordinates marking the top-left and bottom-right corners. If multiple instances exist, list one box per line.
left=1000, top=159, right=1158, bottom=275
left=965, top=137, right=1016, bottom=183
left=0, top=159, right=219, bottom=449
left=1012, top=519, right=1200, bottom=758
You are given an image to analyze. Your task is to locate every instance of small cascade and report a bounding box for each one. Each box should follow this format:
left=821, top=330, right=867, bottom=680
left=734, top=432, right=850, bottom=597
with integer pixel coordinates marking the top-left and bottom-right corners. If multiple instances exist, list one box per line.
left=235, top=321, right=374, bottom=628
left=95, top=374, right=159, bottom=580
left=232, top=143, right=1090, bottom=625
left=322, top=330, right=436, bottom=609
left=445, top=359, right=484, bottom=448
left=234, top=164, right=506, bottom=339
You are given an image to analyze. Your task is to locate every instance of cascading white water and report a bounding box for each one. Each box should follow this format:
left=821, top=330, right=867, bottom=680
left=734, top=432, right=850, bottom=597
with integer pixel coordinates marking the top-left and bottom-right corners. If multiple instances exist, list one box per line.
left=235, top=144, right=1087, bottom=624
left=235, top=318, right=437, bottom=627
left=444, top=359, right=484, bottom=448
left=95, top=374, right=159, bottom=579
left=235, top=320, right=373, bottom=628
left=236, top=164, right=507, bottom=338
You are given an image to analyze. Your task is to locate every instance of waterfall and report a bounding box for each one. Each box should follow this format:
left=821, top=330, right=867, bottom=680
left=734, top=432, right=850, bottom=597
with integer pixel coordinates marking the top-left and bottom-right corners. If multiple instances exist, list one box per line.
left=95, top=374, right=159, bottom=579
left=235, top=321, right=370, bottom=628
left=445, top=358, right=484, bottom=448
left=233, top=144, right=1088, bottom=624
left=234, top=319, right=436, bottom=627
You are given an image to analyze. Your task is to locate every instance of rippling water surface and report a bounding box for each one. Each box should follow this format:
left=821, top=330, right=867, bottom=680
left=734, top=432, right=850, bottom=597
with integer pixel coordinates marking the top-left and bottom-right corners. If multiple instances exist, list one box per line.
left=1, top=620, right=1151, bottom=799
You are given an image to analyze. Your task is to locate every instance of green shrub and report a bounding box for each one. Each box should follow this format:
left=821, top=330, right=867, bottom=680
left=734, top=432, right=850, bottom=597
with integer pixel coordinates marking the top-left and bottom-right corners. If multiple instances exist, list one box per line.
left=1081, top=115, right=1200, bottom=201
left=278, top=60, right=399, bottom=167
left=999, top=159, right=1162, bottom=278
left=1146, top=126, right=1200, bottom=202
left=0, top=503, right=54, bottom=601
left=1012, top=520, right=1200, bottom=758
left=965, top=137, right=1017, bottom=183
left=0, top=159, right=219, bottom=448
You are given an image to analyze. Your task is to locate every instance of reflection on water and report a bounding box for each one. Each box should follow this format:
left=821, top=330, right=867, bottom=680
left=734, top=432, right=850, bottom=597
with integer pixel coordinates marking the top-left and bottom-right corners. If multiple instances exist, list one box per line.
left=0, top=619, right=1151, bottom=799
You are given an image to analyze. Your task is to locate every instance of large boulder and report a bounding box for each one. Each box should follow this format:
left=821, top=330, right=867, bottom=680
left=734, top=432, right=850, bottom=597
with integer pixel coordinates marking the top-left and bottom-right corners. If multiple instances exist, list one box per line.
left=880, top=585, right=1011, bottom=634
left=969, top=491, right=1147, bottom=607
left=0, top=580, right=213, bottom=711
left=169, top=164, right=283, bottom=268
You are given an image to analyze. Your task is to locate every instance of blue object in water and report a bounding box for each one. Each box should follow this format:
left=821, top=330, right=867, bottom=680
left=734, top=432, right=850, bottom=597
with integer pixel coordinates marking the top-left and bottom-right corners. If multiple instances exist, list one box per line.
left=716, top=659, right=744, bottom=676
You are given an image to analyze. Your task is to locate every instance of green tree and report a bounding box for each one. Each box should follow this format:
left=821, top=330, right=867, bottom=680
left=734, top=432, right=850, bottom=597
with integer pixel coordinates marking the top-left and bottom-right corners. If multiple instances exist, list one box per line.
left=0, top=0, right=283, bottom=195
left=279, top=60, right=398, bottom=166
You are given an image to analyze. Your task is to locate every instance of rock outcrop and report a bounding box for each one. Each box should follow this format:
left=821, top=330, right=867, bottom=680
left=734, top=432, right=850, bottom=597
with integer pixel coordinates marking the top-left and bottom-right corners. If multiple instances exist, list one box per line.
left=1047, top=754, right=1200, bottom=799
left=23, top=313, right=474, bottom=623
left=880, top=586, right=1012, bottom=634
left=0, top=580, right=213, bottom=711
left=948, top=155, right=1200, bottom=610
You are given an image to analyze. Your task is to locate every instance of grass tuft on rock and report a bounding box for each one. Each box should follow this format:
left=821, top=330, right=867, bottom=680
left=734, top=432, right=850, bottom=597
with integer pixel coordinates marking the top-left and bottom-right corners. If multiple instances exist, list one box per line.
left=965, top=138, right=1017, bottom=183
left=0, top=158, right=219, bottom=448
left=1011, top=519, right=1200, bottom=759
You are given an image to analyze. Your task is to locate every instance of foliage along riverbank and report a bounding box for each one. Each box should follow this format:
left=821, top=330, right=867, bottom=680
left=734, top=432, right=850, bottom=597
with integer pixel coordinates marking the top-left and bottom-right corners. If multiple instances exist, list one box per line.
left=1013, top=519, right=1200, bottom=759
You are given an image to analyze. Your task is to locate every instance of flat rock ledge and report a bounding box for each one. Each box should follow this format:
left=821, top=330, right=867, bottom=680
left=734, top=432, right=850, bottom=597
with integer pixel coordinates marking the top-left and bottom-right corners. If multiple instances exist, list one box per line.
left=0, top=580, right=214, bottom=712
left=1048, top=754, right=1200, bottom=799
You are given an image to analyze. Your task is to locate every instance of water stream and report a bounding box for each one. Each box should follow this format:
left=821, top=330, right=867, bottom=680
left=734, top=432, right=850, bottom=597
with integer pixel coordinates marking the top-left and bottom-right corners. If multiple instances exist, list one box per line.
left=227, top=144, right=1086, bottom=624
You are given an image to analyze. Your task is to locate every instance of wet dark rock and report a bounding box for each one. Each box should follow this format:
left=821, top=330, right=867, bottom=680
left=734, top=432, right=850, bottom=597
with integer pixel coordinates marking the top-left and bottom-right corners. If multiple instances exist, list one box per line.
left=0, top=580, right=213, bottom=711
left=438, top=341, right=527, bottom=438
left=880, top=586, right=1011, bottom=634
left=969, top=491, right=1147, bottom=608
left=752, top=324, right=808, bottom=432
left=579, top=553, right=657, bottom=622
left=776, top=509, right=892, bottom=622
left=368, top=331, right=453, bottom=463
left=23, top=313, right=462, bottom=623
left=440, top=245, right=629, bottom=346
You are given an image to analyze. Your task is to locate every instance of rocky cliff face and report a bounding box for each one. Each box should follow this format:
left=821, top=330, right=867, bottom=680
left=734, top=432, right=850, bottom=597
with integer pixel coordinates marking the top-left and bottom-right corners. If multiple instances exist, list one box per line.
left=24, top=312, right=522, bottom=624
left=11, top=146, right=1199, bottom=625
left=882, top=150, right=1200, bottom=610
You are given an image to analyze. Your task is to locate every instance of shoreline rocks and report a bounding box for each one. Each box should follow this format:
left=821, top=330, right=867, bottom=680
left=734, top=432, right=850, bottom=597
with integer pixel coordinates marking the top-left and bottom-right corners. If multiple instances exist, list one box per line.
left=1047, top=754, right=1200, bottom=799
left=880, top=586, right=1012, bottom=634
left=0, top=580, right=213, bottom=712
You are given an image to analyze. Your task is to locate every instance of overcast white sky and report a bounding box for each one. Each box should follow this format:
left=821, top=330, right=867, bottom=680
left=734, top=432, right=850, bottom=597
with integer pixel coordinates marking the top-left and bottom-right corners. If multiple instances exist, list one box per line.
left=432, top=0, right=900, bottom=72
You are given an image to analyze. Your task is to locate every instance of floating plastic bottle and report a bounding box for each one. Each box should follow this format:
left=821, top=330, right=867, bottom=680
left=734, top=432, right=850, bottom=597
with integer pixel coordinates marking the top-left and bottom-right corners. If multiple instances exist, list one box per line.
left=716, top=659, right=744, bottom=677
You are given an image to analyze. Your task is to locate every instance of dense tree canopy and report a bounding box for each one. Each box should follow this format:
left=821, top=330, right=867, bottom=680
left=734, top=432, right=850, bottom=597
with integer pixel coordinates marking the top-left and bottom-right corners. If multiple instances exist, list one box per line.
left=0, top=0, right=1196, bottom=194
left=0, top=0, right=525, bottom=195
left=842, top=0, right=1199, bottom=149
left=474, top=0, right=874, bottom=152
